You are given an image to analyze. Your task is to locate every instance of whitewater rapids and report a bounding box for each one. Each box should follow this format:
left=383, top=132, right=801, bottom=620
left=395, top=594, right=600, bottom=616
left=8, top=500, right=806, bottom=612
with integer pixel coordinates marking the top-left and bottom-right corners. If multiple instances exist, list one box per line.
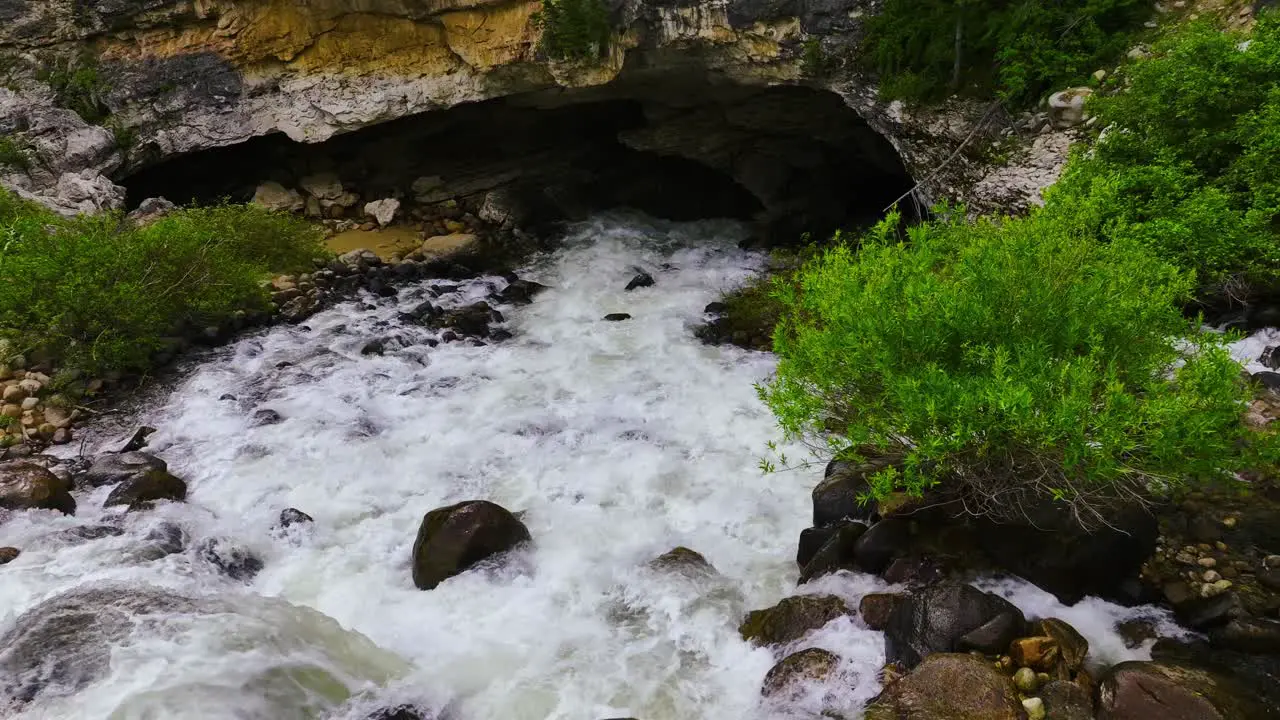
left=0, top=214, right=1175, bottom=720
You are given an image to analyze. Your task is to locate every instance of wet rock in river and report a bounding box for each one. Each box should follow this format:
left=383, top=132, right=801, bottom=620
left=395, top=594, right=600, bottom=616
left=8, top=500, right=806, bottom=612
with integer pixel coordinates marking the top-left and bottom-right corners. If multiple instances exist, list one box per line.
left=499, top=278, right=549, bottom=305
left=197, top=537, right=264, bottom=581
left=625, top=272, right=655, bottom=291
left=739, top=594, right=853, bottom=646
left=883, top=583, right=1026, bottom=669
left=603, top=313, right=632, bottom=322
left=761, top=647, right=841, bottom=700
left=0, top=461, right=75, bottom=515
left=137, top=522, right=186, bottom=561
left=0, top=546, right=19, bottom=564
left=82, top=451, right=167, bottom=488
left=648, top=546, right=718, bottom=577
left=103, top=469, right=187, bottom=511
left=278, top=507, right=315, bottom=529
left=411, top=500, right=531, bottom=590
left=865, top=653, right=1024, bottom=720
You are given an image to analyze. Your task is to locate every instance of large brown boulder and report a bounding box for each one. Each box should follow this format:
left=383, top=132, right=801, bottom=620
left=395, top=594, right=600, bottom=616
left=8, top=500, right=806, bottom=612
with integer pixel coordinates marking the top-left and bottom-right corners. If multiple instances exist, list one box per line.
left=739, top=595, right=854, bottom=646
left=1097, top=661, right=1278, bottom=719
left=103, top=469, right=187, bottom=510
left=865, top=653, right=1024, bottom=720
left=411, top=500, right=531, bottom=590
left=0, top=461, right=74, bottom=515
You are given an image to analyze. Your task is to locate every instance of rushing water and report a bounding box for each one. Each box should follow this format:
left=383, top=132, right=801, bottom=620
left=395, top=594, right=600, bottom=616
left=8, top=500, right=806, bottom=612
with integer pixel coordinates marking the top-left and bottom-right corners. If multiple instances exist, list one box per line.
left=0, top=214, right=1178, bottom=720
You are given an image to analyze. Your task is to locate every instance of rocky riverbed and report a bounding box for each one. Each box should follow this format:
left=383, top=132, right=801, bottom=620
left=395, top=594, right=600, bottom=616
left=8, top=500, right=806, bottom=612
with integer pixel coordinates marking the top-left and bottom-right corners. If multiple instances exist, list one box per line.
left=4, top=213, right=1279, bottom=719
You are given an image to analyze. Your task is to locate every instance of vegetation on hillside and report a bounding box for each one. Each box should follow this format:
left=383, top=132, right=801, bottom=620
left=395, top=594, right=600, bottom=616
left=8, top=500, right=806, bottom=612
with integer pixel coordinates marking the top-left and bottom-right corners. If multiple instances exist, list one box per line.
left=762, top=13, right=1280, bottom=524
left=865, top=0, right=1149, bottom=103
left=533, top=0, right=612, bottom=61
left=1046, top=15, right=1280, bottom=297
left=0, top=190, right=324, bottom=374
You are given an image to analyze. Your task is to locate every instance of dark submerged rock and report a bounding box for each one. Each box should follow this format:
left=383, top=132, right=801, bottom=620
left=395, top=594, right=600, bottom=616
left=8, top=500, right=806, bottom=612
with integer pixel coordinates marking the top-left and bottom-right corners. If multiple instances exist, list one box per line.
left=137, top=522, right=186, bottom=560
left=114, top=426, right=157, bottom=453
left=55, top=525, right=125, bottom=543
left=603, top=313, right=632, bottom=322
left=624, top=272, right=655, bottom=291
left=278, top=507, right=314, bottom=529
left=197, top=537, right=264, bottom=581
left=738, top=594, right=853, bottom=646
left=798, top=521, right=866, bottom=583
left=499, top=278, right=549, bottom=305
left=438, top=302, right=496, bottom=338
left=973, top=499, right=1157, bottom=604
left=411, top=500, right=531, bottom=590
left=103, top=469, right=187, bottom=510
left=0, top=546, right=19, bottom=564
left=883, top=583, right=1026, bottom=669
left=252, top=408, right=284, bottom=426
left=648, top=546, right=717, bottom=576
left=852, top=518, right=912, bottom=574
left=81, top=451, right=167, bottom=488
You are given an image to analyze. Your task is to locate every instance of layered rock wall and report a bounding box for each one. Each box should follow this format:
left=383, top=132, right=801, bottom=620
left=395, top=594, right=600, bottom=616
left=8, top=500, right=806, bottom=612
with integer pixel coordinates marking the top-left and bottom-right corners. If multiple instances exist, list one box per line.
left=0, top=0, right=1070, bottom=216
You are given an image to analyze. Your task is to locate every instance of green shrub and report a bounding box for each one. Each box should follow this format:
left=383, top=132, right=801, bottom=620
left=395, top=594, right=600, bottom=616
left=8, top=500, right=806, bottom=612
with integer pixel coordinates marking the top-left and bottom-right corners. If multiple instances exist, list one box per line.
left=534, top=0, right=612, bottom=61
left=0, top=136, right=28, bottom=170
left=0, top=191, right=325, bottom=373
left=761, top=208, right=1266, bottom=525
left=36, top=54, right=111, bottom=124
left=1046, top=14, right=1280, bottom=295
left=865, top=0, right=1149, bottom=104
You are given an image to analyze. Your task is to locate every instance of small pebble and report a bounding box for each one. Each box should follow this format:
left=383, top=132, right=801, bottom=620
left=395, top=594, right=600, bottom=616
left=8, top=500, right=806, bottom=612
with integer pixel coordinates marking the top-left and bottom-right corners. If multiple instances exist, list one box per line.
left=1213, top=579, right=1233, bottom=591
left=1222, top=517, right=1237, bottom=528
left=1203, top=570, right=1221, bottom=583
left=1197, top=557, right=1217, bottom=568
left=1022, top=697, right=1046, bottom=720
left=1215, top=541, right=1228, bottom=552
left=1265, top=555, right=1280, bottom=569
left=1013, top=666, right=1039, bottom=693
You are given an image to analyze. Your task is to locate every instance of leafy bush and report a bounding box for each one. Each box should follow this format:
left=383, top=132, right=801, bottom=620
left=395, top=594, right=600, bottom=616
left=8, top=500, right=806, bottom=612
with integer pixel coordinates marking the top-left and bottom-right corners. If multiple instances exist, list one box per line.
left=36, top=54, right=111, bottom=124
left=865, top=0, right=1148, bottom=104
left=534, top=0, right=612, bottom=61
left=761, top=209, right=1265, bottom=525
left=0, top=136, right=28, bottom=170
left=1046, top=14, right=1280, bottom=295
left=0, top=190, right=325, bottom=373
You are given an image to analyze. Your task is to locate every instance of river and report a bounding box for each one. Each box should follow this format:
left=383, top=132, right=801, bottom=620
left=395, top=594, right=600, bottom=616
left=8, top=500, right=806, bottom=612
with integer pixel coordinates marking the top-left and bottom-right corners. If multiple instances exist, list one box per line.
left=0, top=214, right=1174, bottom=720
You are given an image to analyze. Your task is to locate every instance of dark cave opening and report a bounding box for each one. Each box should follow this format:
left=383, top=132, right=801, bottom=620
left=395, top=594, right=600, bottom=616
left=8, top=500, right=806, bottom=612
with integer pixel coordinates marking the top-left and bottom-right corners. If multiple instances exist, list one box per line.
left=120, top=73, right=915, bottom=245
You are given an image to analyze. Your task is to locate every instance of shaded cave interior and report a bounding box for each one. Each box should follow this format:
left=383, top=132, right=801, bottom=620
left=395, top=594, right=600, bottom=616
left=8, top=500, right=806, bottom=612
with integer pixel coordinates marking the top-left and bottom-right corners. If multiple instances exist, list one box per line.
left=122, top=70, right=915, bottom=245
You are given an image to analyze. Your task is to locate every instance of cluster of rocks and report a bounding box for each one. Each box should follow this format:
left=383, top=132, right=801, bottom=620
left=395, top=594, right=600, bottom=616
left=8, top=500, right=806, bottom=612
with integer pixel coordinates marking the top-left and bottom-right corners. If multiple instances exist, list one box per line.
left=0, top=435, right=300, bottom=584
left=743, top=578, right=1279, bottom=719
left=735, top=450, right=1280, bottom=718
left=254, top=172, right=502, bottom=246
left=1138, top=479, right=1280, bottom=657
left=0, top=365, right=76, bottom=449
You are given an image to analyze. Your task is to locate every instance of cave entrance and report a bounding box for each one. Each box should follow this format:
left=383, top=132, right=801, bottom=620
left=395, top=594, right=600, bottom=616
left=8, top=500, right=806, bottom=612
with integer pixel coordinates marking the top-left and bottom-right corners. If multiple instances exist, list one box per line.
left=120, top=71, right=915, bottom=246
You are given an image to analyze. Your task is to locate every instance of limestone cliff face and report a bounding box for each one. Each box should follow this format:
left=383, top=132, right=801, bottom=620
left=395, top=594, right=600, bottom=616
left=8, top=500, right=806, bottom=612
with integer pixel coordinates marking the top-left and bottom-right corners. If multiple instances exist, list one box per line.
left=0, top=0, right=1068, bottom=215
